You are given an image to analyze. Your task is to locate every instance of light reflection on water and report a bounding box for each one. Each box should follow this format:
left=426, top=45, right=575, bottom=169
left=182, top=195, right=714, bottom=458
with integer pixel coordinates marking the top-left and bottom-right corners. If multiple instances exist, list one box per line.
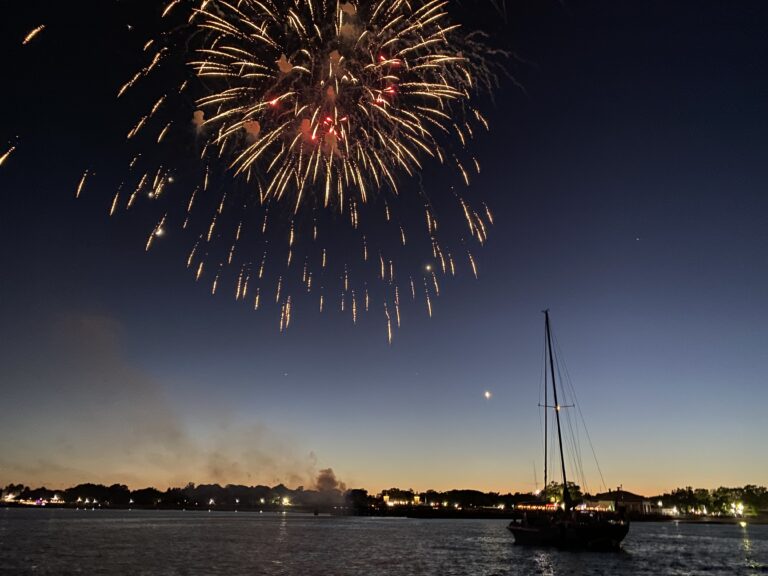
left=0, top=508, right=766, bottom=575
left=533, top=550, right=555, bottom=576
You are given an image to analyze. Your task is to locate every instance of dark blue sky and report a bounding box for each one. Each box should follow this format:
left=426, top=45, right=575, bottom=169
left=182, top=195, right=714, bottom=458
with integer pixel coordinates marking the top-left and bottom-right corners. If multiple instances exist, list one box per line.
left=1, top=1, right=766, bottom=493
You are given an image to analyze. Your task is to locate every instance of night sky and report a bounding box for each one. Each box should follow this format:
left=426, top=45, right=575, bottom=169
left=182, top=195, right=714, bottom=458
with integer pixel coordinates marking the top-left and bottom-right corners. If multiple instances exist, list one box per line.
left=1, top=1, right=767, bottom=495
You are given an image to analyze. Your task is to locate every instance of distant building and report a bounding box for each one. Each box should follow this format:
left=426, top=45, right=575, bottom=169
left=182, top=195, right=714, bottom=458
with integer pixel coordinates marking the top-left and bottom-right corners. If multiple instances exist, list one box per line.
left=589, top=489, right=652, bottom=515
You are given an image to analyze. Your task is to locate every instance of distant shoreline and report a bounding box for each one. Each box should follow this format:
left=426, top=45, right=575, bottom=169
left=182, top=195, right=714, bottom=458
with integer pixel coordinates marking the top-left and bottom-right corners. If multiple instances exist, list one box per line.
left=2, top=503, right=767, bottom=524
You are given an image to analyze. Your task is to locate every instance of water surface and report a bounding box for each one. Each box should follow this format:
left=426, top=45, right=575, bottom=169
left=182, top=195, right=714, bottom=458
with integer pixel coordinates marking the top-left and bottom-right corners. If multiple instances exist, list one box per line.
left=1, top=508, right=766, bottom=575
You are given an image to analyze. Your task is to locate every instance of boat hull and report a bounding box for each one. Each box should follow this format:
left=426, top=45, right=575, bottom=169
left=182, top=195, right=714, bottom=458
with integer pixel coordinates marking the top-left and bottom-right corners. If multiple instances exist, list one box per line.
left=508, top=518, right=629, bottom=550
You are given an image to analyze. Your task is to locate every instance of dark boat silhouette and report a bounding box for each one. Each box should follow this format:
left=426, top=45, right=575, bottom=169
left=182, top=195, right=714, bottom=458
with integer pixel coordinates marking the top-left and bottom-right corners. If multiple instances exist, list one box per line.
left=508, top=310, right=629, bottom=550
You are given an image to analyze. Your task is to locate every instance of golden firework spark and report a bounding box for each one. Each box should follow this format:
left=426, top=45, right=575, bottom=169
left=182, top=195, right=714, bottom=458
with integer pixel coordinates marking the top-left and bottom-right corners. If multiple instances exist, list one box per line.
left=0, top=146, right=16, bottom=167
left=22, top=25, right=46, bottom=46
left=75, top=170, right=90, bottom=198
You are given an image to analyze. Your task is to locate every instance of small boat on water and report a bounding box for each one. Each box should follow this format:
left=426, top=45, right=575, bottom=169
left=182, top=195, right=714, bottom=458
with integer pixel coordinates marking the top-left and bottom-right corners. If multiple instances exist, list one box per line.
left=508, top=310, right=629, bottom=550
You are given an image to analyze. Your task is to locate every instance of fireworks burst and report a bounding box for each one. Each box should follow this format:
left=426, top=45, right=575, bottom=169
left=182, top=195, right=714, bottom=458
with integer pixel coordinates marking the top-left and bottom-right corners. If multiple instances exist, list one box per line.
left=185, top=0, right=480, bottom=207
left=109, top=0, right=504, bottom=341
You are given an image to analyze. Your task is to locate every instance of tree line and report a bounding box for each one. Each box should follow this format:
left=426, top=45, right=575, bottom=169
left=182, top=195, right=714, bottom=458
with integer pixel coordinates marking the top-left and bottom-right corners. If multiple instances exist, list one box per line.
left=655, top=485, right=768, bottom=515
left=1, top=482, right=345, bottom=509
left=3, top=482, right=767, bottom=515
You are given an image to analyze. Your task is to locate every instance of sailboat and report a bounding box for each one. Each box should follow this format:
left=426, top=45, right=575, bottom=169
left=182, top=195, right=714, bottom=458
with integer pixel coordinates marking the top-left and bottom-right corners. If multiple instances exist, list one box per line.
left=507, top=310, right=629, bottom=550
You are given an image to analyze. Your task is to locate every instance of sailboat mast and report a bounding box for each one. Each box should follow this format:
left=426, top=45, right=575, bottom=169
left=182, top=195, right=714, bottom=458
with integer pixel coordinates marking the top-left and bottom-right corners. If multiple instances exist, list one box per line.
left=545, top=310, right=572, bottom=509
left=543, top=324, right=548, bottom=496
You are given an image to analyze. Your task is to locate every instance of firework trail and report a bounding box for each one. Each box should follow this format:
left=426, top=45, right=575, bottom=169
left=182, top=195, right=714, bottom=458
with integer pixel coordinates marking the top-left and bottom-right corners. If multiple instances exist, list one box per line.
left=0, top=146, right=16, bottom=167
left=107, top=0, right=504, bottom=341
left=75, top=170, right=90, bottom=198
left=22, top=25, right=46, bottom=46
